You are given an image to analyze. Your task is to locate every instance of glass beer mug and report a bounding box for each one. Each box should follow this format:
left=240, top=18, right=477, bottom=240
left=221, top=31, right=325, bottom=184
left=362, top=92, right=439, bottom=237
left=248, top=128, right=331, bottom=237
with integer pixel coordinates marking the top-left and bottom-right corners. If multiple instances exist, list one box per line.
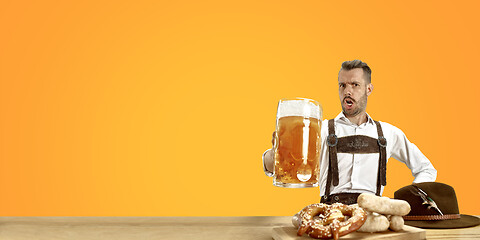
left=273, top=98, right=322, bottom=188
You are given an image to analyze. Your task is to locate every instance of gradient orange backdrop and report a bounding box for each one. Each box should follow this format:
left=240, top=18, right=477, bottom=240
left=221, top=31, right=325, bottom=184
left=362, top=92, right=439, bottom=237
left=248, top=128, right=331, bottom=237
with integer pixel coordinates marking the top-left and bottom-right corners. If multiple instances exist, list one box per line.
left=1, top=1, right=479, bottom=216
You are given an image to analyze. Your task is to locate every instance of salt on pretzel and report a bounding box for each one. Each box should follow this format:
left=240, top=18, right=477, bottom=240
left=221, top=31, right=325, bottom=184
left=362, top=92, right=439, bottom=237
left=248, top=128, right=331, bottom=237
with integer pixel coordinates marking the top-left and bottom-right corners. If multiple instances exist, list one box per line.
left=296, top=203, right=367, bottom=240
left=357, top=193, right=410, bottom=216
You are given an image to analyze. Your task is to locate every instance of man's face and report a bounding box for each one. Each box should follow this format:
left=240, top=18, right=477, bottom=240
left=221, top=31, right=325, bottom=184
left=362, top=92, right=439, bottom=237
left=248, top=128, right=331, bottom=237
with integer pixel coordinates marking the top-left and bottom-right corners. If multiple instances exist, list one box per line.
left=338, top=68, right=373, bottom=118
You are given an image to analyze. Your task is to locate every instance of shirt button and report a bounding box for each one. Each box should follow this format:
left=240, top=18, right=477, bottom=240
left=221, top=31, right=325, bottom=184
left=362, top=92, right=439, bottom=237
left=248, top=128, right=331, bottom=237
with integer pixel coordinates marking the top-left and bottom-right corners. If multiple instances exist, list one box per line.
left=334, top=196, right=340, bottom=201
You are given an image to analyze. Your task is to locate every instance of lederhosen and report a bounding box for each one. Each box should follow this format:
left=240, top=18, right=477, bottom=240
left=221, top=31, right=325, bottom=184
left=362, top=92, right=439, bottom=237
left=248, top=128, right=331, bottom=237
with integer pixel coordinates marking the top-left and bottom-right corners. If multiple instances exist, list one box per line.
left=321, top=119, right=387, bottom=204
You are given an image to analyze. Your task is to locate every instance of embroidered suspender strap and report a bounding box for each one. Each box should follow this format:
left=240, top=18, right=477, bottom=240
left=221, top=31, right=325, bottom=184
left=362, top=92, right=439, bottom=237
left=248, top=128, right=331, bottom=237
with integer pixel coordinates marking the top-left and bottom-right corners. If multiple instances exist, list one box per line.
left=374, top=120, right=387, bottom=196
left=325, top=119, right=339, bottom=197
left=337, top=135, right=379, bottom=153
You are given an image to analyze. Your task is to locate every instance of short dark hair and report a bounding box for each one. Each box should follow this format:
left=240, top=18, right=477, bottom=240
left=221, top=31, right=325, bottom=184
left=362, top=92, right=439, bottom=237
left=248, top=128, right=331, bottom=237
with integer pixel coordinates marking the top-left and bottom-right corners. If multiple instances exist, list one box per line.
left=340, top=60, right=372, bottom=83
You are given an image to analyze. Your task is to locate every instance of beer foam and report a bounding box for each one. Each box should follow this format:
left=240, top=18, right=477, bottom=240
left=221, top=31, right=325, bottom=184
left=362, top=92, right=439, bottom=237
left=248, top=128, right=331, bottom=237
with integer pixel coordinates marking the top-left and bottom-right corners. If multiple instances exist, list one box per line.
left=276, top=99, right=322, bottom=119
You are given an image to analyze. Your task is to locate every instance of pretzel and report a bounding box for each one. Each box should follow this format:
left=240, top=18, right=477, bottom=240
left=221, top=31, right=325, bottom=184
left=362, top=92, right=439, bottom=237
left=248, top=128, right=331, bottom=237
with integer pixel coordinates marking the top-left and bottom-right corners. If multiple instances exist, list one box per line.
left=357, top=193, right=410, bottom=216
left=296, top=203, right=367, bottom=240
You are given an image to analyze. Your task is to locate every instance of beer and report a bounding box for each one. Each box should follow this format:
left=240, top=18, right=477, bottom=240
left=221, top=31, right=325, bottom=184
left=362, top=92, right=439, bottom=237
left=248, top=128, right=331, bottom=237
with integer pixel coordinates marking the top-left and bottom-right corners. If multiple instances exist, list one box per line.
left=273, top=98, right=322, bottom=188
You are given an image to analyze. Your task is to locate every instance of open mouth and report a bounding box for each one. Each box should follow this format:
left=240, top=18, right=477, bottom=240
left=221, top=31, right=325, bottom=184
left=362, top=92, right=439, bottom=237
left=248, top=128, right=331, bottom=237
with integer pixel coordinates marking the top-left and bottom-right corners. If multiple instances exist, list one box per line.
left=344, top=98, right=355, bottom=107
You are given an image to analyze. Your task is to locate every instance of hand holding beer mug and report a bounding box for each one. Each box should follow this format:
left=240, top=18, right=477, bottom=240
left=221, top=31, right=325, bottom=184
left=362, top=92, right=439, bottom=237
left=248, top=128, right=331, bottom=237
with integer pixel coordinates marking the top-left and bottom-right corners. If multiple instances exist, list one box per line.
left=273, top=98, right=322, bottom=188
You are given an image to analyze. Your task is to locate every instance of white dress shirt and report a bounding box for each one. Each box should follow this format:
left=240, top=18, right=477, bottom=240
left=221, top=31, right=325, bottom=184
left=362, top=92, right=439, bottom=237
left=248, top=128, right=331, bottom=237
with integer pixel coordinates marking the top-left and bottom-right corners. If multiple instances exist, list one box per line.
left=319, top=112, right=437, bottom=196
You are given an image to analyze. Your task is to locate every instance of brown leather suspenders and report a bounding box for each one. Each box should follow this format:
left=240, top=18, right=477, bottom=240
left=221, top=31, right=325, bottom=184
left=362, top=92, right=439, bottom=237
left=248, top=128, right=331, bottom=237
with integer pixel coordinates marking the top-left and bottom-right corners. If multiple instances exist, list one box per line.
left=325, top=119, right=387, bottom=197
left=326, top=119, right=339, bottom=196
left=375, top=121, right=387, bottom=196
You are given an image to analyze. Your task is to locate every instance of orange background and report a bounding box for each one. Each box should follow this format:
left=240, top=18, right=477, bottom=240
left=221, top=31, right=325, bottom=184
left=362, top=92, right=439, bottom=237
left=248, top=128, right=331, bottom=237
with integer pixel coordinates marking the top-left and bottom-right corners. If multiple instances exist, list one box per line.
left=1, top=1, right=479, bottom=216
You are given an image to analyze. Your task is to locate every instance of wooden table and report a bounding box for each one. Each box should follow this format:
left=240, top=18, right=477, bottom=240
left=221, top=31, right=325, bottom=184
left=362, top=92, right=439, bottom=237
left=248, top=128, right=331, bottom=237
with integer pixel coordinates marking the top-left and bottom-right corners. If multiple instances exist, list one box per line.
left=0, top=216, right=479, bottom=239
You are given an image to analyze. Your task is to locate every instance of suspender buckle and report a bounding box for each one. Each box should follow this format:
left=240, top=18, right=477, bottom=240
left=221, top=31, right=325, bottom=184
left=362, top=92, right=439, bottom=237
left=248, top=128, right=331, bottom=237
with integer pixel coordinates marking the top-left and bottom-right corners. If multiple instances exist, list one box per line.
left=327, top=134, right=338, bottom=147
left=378, top=136, right=387, bottom=147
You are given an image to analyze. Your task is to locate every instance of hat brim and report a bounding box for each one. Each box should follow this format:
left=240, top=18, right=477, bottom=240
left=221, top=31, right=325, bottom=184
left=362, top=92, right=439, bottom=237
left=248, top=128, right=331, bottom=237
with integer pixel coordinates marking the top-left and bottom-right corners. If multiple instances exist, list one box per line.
left=404, top=214, right=480, bottom=229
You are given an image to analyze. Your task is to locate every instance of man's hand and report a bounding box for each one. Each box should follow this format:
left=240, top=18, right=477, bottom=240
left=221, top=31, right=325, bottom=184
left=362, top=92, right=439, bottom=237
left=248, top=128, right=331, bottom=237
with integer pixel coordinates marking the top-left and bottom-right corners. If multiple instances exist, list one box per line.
left=263, top=148, right=274, bottom=174
left=263, top=131, right=276, bottom=175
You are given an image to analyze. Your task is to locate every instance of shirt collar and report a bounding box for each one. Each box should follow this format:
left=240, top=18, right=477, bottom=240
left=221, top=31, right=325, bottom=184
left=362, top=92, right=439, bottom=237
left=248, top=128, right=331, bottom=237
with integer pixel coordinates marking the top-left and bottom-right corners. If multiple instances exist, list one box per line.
left=335, top=112, right=375, bottom=126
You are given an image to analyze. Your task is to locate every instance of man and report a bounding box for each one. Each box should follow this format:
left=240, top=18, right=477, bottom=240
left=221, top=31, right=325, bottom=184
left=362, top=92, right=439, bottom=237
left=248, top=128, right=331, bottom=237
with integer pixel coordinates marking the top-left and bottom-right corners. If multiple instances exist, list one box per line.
left=263, top=60, right=437, bottom=204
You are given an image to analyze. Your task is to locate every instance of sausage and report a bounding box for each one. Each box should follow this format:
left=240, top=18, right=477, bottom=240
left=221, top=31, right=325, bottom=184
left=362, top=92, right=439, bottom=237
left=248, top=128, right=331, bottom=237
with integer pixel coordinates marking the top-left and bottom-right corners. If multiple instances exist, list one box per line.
left=292, top=212, right=301, bottom=229
left=357, top=212, right=390, bottom=233
left=357, top=193, right=411, bottom=216
left=389, top=215, right=405, bottom=231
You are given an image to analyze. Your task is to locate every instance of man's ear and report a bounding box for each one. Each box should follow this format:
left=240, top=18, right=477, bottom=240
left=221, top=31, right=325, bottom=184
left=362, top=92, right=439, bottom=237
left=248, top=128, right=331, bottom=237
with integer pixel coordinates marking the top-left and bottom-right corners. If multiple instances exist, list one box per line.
left=366, top=83, right=373, bottom=96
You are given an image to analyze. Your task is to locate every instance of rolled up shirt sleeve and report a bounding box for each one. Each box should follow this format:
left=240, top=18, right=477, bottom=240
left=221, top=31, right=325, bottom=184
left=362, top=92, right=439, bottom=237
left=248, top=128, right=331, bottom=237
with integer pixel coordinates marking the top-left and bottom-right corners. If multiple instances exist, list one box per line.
left=388, top=125, right=437, bottom=183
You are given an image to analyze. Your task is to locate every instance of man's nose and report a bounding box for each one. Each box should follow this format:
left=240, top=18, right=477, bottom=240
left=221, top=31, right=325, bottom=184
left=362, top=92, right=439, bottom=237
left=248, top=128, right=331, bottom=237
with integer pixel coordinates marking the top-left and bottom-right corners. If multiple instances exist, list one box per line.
left=344, top=85, right=352, bottom=96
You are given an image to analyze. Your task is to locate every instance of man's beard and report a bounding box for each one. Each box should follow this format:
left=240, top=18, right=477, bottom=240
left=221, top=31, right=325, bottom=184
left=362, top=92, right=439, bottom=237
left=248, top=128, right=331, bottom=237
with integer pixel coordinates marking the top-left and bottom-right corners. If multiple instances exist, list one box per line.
left=342, top=93, right=368, bottom=117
